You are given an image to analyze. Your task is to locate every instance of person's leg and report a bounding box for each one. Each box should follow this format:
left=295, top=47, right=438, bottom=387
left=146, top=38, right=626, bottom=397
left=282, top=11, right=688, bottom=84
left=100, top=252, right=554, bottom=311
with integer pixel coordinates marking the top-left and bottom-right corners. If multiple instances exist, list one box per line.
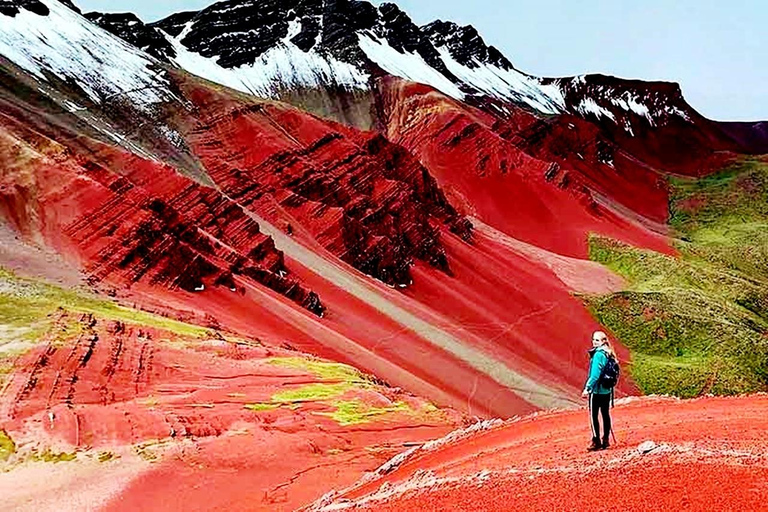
left=589, top=394, right=601, bottom=448
left=599, top=394, right=612, bottom=448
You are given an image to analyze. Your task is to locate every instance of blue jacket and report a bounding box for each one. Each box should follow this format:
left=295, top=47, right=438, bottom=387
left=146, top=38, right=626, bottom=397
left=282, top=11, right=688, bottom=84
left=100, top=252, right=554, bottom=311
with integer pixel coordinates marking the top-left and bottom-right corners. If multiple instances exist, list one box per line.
left=585, top=347, right=613, bottom=395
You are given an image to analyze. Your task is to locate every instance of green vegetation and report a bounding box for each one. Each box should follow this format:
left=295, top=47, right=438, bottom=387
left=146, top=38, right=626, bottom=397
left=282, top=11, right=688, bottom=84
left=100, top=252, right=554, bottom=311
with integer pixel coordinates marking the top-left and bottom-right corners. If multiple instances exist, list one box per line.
left=266, top=357, right=366, bottom=383
left=244, top=381, right=357, bottom=411
left=244, top=403, right=279, bottom=412
left=0, top=267, right=209, bottom=341
left=586, top=159, right=768, bottom=397
left=245, top=356, right=370, bottom=411
left=319, top=399, right=410, bottom=426
left=0, top=433, right=82, bottom=466
left=0, top=430, right=15, bottom=462
left=245, top=357, right=413, bottom=425
left=98, top=451, right=117, bottom=463
left=271, top=382, right=354, bottom=403
left=29, top=448, right=77, bottom=463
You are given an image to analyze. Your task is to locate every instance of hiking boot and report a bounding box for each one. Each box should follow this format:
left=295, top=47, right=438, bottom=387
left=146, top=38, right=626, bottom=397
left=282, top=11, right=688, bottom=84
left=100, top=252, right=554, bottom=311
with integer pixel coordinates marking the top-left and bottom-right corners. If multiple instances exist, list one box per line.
left=601, top=439, right=610, bottom=450
left=587, top=439, right=602, bottom=452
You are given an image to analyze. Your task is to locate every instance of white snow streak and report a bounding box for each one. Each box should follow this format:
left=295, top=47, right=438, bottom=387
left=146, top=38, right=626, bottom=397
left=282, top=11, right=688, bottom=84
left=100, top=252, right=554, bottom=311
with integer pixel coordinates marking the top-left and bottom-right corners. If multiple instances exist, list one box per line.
left=358, top=34, right=465, bottom=99
left=168, top=25, right=369, bottom=99
left=436, top=48, right=564, bottom=114
left=575, top=97, right=616, bottom=121
left=0, top=0, right=172, bottom=111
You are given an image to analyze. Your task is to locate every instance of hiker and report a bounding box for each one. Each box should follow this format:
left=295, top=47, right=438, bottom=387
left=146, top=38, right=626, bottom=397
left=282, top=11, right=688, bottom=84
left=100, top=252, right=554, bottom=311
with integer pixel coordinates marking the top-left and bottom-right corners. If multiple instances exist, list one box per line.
left=582, top=330, right=619, bottom=451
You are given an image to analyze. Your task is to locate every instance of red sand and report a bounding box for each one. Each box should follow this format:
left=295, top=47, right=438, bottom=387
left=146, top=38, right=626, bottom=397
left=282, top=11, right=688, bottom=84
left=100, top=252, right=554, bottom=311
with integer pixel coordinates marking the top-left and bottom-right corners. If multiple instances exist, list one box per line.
left=0, top=312, right=462, bottom=511
left=313, top=395, right=768, bottom=511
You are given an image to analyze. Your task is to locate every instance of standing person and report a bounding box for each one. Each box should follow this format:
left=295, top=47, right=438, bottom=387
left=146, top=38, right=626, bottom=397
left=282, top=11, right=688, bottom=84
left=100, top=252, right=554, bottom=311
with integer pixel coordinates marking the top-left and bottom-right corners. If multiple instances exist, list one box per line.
left=582, top=330, right=617, bottom=451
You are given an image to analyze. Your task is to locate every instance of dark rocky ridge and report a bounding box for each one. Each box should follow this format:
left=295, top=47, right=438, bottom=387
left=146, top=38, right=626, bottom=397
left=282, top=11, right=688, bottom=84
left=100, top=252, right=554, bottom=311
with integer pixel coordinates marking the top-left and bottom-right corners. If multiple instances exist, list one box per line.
left=0, top=0, right=80, bottom=16
left=422, top=20, right=513, bottom=70
left=57, top=0, right=78, bottom=12
left=0, top=0, right=48, bottom=17
left=84, top=12, right=177, bottom=61
left=144, top=0, right=457, bottom=79
left=150, top=10, right=197, bottom=37
left=77, top=0, right=768, bottom=159
left=547, top=74, right=696, bottom=128
left=85, top=0, right=702, bottom=128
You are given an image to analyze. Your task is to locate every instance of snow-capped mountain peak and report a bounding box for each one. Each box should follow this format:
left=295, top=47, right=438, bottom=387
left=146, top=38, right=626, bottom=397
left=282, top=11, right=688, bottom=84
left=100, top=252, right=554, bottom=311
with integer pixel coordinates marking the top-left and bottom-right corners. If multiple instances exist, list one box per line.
left=31, top=0, right=728, bottom=137
left=0, top=0, right=174, bottom=112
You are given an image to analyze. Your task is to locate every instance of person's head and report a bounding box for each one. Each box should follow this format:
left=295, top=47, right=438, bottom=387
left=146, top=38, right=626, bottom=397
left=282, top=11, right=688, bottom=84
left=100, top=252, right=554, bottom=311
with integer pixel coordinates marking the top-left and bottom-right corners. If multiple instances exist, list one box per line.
left=592, top=330, right=608, bottom=348
left=592, top=330, right=615, bottom=356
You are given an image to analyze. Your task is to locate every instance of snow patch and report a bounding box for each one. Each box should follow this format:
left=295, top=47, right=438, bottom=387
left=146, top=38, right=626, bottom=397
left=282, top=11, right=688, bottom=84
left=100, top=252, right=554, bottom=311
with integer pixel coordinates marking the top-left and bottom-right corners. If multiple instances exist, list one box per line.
left=665, top=104, right=691, bottom=121
left=358, top=34, right=465, bottom=99
left=168, top=29, right=369, bottom=99
left=286, top=19, right=302, bottom=40
left=575, top=97, right=616, bottom=121
left=436, top=48, right=564, bottom=114
left=612, top=92, right=655, bottom=126
left=0, top=0, right=173, bottom=112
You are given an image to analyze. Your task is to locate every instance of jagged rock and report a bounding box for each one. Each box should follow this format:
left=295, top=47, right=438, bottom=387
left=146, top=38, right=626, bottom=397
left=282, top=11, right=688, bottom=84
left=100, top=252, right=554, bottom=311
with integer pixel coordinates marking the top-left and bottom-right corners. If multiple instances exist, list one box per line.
left=422, top=20, right=512, bottom=70
left=184, top=88, right=472, bottom=287
left=0, top=0, right=48, bottom=17
left=75, top=0, right=767, bottom=165
left=84, top=12, right=176, bottom=61
left=57, top=0, right=78, bottom=12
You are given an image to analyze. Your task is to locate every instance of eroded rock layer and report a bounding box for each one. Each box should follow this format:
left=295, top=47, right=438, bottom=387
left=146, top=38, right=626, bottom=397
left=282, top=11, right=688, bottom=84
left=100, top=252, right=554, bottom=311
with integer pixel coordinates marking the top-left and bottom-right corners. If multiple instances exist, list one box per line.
left=179, top=80, right=471, bottom=286
left=0, top=112, right=324, bottom=315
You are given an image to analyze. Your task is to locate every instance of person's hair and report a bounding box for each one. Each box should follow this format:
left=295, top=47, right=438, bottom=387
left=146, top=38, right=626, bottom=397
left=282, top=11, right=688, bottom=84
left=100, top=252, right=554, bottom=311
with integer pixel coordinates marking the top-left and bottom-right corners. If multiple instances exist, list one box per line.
left=592, top=330, right=616, bottom=358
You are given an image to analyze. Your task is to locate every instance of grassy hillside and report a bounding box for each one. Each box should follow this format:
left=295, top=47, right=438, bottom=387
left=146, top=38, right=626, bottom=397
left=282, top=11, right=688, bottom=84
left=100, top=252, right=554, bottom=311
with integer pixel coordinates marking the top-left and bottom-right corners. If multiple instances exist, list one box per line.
left=586, top=159, right=768, bottom=397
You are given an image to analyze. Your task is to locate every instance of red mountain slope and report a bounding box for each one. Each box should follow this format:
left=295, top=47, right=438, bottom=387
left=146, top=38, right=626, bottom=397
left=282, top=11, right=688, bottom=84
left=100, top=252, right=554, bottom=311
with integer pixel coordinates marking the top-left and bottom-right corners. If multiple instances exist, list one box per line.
left=379, top=78, right=672, bottom=258
left=0, top=310, right=461, bottom=511
left=0, top=62, right=641, bottom=417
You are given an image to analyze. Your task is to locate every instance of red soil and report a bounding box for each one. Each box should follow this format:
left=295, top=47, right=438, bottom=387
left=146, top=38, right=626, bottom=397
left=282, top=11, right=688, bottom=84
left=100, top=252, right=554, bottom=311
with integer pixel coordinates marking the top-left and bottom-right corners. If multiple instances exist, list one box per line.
left=313, top=395, right=768, bottom=511
left=179, top=82, right=470, bottom=287
left=0, top=312, right=461, bottom=511
left=0, top=116, right=320, bottom=313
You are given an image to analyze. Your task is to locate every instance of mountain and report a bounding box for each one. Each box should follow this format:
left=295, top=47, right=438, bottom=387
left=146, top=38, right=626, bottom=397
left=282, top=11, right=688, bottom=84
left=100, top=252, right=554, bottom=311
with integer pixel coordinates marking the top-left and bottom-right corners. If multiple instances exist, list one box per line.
left=85, top=0, right=767, bottom=168
left=0, top=0, right=766, bottom=510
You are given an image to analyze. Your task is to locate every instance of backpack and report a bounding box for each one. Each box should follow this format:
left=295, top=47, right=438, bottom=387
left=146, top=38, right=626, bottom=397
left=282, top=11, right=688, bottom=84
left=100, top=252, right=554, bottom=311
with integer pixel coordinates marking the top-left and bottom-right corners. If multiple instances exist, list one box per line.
left=599, top=354, right=620, bottom=389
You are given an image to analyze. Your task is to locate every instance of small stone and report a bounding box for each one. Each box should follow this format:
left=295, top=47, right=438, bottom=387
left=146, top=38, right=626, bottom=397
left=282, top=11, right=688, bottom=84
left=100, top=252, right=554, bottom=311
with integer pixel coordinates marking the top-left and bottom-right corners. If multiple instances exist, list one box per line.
left=637, top=440, right=657, bottom=454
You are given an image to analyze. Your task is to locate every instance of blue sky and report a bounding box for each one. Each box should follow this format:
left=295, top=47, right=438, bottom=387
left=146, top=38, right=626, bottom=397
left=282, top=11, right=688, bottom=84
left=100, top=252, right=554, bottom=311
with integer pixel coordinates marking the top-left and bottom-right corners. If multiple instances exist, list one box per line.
left=75, top=0, right=766, bottom=121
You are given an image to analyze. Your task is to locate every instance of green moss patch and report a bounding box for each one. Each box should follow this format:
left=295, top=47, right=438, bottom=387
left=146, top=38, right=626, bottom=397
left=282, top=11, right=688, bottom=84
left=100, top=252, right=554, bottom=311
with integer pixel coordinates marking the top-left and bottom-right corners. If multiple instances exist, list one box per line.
left=319, top=399, right=411, bottom=426
left=244, top=403, right=279, bottom=412
left=0, top=267, right=208, bottom=340
left=98, top=451, right=117, bottom=462
left=0, top=430, right=15, bottom=462
left=29, top=448, right=77, bottom=463
left=266, top=357, right=366, bottom=383
left=246, top=382, right=355, bottom=410
left=243, top=365, right=410, bottom=426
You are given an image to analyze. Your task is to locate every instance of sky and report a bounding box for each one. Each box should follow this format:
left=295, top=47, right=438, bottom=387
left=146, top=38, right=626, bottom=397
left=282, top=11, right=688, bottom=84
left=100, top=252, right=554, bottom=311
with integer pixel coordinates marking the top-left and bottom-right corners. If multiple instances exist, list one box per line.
left=74, top=0, right=767, bottom=121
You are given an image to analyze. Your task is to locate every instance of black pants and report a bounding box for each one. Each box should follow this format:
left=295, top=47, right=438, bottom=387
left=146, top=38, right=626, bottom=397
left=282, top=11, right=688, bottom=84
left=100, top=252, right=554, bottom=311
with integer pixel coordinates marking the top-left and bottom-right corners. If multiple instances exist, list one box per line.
left=589, top=393, right=612, bottom=442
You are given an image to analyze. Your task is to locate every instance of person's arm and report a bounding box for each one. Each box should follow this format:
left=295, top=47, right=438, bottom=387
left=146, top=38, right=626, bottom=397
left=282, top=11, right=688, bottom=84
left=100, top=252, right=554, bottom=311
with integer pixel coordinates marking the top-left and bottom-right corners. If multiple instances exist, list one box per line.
left=583, top=351, right=607, bottom=395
